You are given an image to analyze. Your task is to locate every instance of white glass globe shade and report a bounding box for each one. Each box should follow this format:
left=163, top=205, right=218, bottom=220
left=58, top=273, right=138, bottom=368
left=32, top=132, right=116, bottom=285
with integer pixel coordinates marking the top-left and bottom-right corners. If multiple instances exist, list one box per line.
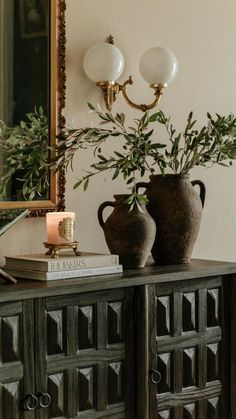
left=139, top=47, right=178, bottom=85
left=83, top=42, right=124, bottom=83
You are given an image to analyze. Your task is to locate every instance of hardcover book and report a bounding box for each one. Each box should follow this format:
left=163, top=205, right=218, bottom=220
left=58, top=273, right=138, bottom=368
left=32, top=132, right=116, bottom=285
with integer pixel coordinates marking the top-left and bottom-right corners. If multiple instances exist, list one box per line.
left=4, top=251, right=119, bottom=272
left=3, top=264, right=123, bottom=281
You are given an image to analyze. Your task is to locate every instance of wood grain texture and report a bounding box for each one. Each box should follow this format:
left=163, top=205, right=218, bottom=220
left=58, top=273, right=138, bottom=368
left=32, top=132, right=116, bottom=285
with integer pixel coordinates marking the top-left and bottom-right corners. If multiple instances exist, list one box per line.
left=33, top=288, right=133, bottom=418
left=0, top=299, right=34, bottom=419
left=0, top=259, right=236, bottom=303
left=147, top=276, right=229, bottom=418
left=0, top=260, right=234, bottom=418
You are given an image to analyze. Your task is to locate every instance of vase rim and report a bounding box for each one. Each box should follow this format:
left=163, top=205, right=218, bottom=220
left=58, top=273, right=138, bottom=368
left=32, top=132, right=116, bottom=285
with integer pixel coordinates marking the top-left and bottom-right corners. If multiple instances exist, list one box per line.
left=150, top=173, right=190, bottom=179
left=113, top=194, right=131, bottom=199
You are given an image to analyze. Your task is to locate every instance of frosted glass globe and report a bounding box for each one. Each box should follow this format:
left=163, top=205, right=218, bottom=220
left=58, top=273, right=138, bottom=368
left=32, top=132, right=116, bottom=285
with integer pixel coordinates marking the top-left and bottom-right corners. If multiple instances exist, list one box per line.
left=83, top=42, right=124, bottom=83
left=139, top=47, right=178, bottom=85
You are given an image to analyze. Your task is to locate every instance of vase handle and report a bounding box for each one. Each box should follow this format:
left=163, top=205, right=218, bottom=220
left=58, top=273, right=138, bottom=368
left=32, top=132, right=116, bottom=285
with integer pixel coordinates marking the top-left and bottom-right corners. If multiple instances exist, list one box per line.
left=136, top=181, right=149, bottom=194
left=191, top=180, right=206, bottom=207
left=97, top=201, right=115, bottom=229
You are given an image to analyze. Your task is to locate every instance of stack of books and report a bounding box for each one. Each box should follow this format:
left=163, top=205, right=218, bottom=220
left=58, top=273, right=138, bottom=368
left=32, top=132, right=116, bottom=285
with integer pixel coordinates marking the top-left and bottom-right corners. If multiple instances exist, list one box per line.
left=3, top=251, right=122, bottom=281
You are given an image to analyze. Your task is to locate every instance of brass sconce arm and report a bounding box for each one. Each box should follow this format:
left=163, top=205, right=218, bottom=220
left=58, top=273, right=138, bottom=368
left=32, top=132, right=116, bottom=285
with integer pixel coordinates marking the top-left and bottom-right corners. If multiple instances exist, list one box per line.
left=120, top=76, right=166, bottom=112
left=96, top=81, right=121, bottom=112
left=97, top=77, right=166, bottom=112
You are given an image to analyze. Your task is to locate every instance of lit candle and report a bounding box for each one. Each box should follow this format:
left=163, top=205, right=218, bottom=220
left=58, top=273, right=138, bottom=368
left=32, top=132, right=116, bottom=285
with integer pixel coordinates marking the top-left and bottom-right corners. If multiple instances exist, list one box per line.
left=46, top=212, right=75, bottom=245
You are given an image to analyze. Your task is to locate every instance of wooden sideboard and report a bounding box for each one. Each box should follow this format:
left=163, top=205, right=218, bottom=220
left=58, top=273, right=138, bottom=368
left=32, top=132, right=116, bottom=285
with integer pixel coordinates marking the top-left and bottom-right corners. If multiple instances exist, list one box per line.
left=0, top=259, right=236, bottom=419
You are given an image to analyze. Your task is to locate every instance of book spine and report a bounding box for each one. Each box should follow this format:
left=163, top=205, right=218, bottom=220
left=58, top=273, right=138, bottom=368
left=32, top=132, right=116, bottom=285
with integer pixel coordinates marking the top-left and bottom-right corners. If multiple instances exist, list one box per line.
left=5, top=254, right=119, bottom=272
left=46, top=265, right=123, bottom=280
left=3, top=265, right=123, bottom=281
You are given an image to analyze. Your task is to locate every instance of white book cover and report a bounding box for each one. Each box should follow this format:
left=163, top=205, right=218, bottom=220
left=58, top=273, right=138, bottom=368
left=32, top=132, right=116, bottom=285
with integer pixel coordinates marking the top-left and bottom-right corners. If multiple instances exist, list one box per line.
left=3, top=264, right=123, bottom=281
left=5, top=251, right=119, bottom=272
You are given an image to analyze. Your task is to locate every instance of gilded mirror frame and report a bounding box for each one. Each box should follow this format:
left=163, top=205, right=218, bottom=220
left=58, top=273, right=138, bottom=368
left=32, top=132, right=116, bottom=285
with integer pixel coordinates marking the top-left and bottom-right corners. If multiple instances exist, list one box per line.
left=0, top=0, right=66, bottom=216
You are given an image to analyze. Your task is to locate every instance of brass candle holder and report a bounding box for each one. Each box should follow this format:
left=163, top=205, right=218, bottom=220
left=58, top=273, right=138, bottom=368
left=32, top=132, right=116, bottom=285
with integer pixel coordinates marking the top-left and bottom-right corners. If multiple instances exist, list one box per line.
left=44, top=241, right=81, bottom=258
left=45, top=212, right=80, bottom=258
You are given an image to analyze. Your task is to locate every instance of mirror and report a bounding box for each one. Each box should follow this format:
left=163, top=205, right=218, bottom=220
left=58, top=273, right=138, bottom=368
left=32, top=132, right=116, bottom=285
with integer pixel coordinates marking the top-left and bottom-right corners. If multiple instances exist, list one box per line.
left=0, top=0, right=66, bottom=215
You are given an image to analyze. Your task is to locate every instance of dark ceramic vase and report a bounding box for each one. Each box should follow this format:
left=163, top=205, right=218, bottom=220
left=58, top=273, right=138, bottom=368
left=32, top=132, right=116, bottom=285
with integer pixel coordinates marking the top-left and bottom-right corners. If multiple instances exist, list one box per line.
left=97, top=194, right=156, bottom=268
left=137, top=175, right=206, bottom=265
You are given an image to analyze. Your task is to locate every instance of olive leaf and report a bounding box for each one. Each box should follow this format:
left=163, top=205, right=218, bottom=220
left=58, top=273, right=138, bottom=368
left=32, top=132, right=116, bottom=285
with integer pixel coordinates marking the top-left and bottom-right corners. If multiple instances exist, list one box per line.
left=53, top=103, right=236, bottom=207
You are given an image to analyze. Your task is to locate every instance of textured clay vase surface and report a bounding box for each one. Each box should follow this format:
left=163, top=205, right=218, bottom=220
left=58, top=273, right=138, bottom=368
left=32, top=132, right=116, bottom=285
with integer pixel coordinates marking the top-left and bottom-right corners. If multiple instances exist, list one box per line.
left=137, top=174, right=205, bottom=265
left=97, top=194, right=156, bottom=268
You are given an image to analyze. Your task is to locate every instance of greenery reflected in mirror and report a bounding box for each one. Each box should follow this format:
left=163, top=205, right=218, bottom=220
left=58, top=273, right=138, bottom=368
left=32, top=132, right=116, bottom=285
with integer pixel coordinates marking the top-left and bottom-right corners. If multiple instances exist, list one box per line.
left=0, top=0, right=66, bottom=214
left=0, top=107, right=49, bottom=200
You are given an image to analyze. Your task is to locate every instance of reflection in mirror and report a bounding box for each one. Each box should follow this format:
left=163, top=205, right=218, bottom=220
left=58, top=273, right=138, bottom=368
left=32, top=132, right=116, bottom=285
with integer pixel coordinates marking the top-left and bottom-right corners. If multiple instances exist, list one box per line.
left=0, top=0, right=66, bottom=214
left=0, top=208, right=29, bottom=235
left=0, top=208, right=29, bottom=283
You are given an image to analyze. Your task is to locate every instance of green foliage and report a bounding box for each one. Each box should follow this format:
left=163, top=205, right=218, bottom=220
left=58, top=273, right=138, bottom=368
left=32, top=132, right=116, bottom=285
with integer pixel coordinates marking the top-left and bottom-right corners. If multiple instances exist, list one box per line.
left=54, top=104, right=236, bottom=207
left=153, top=110, right=236, bottom=174
left=0, top=107, right=49, bottom=200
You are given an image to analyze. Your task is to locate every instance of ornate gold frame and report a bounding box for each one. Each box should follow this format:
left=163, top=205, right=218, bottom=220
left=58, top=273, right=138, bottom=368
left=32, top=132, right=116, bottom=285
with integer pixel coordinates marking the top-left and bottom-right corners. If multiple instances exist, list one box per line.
left=0, top=0, right=66, bottom=216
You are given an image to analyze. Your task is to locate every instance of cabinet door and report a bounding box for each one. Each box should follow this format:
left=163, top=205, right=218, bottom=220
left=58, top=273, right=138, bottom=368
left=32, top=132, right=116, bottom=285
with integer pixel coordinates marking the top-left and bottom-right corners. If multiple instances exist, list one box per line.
left=144, top=276, right=229, bottom=419
left=35, top=288, right=135, bottom=419
left=0, top=300, right=35, bottom=419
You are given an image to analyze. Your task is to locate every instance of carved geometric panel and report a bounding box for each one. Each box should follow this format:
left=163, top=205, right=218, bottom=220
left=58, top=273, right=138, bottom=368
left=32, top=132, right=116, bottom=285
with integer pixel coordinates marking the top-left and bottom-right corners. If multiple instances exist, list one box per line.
left=77, top=366, right=95, bottom=412
left=207, top=397, right=220, bottom=419
left=207, top=343, right=219, bottom=382
left=1, top=315, right=21, bottom=363
left=183, top=347, right=197, bottom=388
left=156, top=352, right=172, bottom=394
left=157, top=409, right=172, bottom=419
left=0, top=381, right=21, bottom=419
left=183, top=292, right=196, bottom=332
left=47, top=372, right=66, bottom=418
left=156, top=296, right=171, bottom=336
left=108, top=361, right=124, bottom=405
left=47, top=310, right=64, bottom=356
left=183, top=403, right=196, bottom=418
left=152, top=279, right=226, bottom=419
left=207, top=289, right=220, bottom=328
left=108, top=301, right=123, bottom=345
left=78, top=305, right=95, bottom=350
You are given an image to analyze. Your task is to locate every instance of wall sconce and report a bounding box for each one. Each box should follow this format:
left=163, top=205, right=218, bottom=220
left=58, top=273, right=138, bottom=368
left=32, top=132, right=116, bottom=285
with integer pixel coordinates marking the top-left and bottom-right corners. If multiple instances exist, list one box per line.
left=83, top=36, right=178, bottom=112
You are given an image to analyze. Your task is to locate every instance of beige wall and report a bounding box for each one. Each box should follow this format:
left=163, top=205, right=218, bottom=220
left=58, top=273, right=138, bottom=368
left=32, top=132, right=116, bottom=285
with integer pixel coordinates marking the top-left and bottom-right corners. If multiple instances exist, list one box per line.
left=65, top=0, right=236, bottom=262
left=0, top=0, right=235, bottom=264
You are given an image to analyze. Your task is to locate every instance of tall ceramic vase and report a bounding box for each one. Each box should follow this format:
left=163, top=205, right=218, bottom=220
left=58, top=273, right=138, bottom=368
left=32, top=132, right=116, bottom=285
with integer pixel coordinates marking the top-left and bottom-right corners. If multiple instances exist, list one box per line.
left=137, top=175, right=206, bottom=265
left=97, top=194, right=156, bottom=268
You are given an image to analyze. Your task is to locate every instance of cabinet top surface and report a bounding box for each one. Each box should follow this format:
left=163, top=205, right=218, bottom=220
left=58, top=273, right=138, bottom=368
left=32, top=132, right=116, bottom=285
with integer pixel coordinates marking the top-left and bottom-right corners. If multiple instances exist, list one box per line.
left=0, top=258, right=236, bottom=302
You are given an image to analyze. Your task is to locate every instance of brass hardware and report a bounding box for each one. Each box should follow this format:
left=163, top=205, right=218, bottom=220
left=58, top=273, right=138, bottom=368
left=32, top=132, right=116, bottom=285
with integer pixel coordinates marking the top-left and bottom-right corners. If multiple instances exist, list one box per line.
left=44, top=241, right=81, bottom=258
left=150, top=369, right=161, bottom=384
left=23, top=394, right=38, bottom=411
left=58, top=216, right=74, bottom=241
left=97, top=76, right=166, bottom=112
left=120, top=76, right=166, bottom=112
left=106, top=34, right=114, bottom=44
left=96, top=81, right=121, bottom=111
left=38, top=392, right=51, bottom=409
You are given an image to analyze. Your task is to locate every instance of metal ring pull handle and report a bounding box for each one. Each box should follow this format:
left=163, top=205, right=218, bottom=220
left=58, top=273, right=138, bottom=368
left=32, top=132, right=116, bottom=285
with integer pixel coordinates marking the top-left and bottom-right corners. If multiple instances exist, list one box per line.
left=150, top=369, right=162, bottom=384
left=38, top=392, right=51, bottom=408
left=24, top=394, right=38, bottom=411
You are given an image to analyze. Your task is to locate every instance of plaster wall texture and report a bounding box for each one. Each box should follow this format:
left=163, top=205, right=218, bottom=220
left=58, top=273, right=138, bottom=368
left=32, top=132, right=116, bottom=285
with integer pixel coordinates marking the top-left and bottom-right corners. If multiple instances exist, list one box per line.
left=64, top=0, right=236, bottom=262
left=0, top=0, right=235, bottom=264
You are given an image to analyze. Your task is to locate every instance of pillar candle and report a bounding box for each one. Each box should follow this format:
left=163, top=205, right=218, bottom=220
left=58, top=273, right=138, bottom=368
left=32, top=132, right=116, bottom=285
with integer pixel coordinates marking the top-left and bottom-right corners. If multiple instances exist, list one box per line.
left=46, top=212, right=75, bottom=245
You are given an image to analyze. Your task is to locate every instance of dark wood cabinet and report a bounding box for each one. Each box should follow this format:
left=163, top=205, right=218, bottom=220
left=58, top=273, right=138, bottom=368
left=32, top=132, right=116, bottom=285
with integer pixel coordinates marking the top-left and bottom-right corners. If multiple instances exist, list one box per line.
left=0, top=289, right=134, bottom=419
left=0, top=259, right=236, bottom=419
left=0, top=300, right=35, bottom=419
left=35, top=289, right=134, bottom=418
left=147, top=276, right=229, bottom=419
